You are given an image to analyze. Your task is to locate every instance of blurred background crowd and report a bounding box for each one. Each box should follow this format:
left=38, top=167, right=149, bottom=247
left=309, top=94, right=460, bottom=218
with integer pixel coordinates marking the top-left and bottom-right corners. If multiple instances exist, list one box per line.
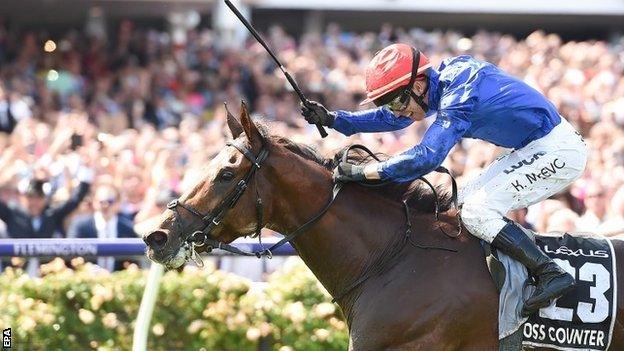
left=1, top=17, right=623, bottom=273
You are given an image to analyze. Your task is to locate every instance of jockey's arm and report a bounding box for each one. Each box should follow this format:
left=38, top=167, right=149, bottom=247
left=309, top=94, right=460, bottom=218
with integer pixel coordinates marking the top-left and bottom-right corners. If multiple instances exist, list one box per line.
left=371, top=111, right=471, bottom=182
left=332, top=107, right=414, bottom=136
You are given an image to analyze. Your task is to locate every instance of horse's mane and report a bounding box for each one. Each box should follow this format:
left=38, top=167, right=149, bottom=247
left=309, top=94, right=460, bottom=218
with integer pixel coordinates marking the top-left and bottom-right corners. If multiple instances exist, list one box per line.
left=255, top=124, right=453, bottom=214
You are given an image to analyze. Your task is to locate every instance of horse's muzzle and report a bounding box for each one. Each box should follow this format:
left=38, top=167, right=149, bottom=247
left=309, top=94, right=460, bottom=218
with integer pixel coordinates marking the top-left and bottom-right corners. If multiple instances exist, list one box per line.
left=143, top=230, right=168, bottom=251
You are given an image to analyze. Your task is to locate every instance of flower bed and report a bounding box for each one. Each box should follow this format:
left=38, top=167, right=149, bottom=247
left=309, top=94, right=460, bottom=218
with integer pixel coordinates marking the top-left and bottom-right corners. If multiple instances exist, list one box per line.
left=0, top=257, right=348, bottom=350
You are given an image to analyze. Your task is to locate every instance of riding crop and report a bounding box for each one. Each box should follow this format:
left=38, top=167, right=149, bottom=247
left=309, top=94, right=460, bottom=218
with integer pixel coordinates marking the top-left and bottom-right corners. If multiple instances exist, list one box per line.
left=223, top=0, right=328, bottom=138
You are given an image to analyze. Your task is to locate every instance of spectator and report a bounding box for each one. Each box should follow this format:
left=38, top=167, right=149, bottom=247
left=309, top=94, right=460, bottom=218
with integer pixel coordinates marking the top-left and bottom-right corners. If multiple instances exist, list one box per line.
left=507, top=208, right=535, bottom=231
left=0, top=83, right=31, bottom=134
left=0, top=170, right=92, bottom=238
left=576, top=182, right=609, bottom=232
left=0, top=20, right=622, bottom=276
left=68, top=183, right=137, bottom=271
left=526, top=199, right=568, bottom=233
left=546, top=209, right=580, bottom=233
left=596, top=187, right=624, bottom=236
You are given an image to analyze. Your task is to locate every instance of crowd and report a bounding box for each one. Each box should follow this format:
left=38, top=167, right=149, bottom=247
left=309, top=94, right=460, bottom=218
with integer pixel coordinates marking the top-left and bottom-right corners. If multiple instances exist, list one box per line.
left=0, top=19, right=623, bottom=273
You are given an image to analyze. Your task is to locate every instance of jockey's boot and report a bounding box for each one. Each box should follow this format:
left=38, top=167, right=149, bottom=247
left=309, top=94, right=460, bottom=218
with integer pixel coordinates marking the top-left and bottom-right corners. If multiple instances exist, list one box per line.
left=491, top=221, right=576, bottom=317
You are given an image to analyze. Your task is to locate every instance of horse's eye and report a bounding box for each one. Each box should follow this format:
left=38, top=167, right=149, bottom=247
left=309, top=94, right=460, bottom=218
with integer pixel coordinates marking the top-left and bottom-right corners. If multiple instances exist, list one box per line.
left=219, top=170, right=235, bottom=182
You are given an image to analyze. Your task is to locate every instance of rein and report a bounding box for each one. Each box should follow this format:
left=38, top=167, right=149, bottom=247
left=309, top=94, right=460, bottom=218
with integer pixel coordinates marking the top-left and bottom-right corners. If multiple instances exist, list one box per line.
left=341, top=144, right=462, bottom=239
left=167, top=139, right=462, bottom=302
left=329, top=145, right=461, bottom=302
left=166, top=137, right=344, bottom=267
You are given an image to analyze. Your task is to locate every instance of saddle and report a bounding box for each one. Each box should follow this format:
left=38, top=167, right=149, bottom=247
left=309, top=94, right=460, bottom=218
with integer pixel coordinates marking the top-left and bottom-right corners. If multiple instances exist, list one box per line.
left=483, top=232, right=617, bottom=351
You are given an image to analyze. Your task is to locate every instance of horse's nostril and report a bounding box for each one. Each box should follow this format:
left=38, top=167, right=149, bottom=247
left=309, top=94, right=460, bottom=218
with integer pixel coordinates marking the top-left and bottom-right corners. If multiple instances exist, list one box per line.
left=145, top=231, right=168, bottom=250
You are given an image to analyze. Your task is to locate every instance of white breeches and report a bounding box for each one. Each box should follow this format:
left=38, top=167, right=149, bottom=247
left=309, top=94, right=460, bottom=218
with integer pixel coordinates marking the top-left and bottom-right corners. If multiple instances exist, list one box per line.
left=459, top=118, right=587, bottom=243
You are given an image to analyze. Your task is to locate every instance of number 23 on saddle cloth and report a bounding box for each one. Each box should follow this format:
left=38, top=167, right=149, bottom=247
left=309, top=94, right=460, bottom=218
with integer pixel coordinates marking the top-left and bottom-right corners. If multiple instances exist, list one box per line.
left=484, top=233, right=617, bottom=351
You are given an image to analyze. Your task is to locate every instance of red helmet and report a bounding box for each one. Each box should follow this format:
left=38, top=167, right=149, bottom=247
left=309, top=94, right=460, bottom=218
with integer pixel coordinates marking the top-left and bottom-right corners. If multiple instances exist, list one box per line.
left=360, top=43, right=431, bottom=106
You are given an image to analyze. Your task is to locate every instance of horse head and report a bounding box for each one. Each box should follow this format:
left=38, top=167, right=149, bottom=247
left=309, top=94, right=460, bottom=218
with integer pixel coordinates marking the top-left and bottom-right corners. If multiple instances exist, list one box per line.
left=143, top=101, right=333, bottom=269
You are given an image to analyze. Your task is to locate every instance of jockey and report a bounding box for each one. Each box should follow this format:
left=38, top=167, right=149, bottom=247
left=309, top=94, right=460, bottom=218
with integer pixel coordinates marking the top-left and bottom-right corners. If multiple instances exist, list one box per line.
left=301, top=43, right=588, bottom=316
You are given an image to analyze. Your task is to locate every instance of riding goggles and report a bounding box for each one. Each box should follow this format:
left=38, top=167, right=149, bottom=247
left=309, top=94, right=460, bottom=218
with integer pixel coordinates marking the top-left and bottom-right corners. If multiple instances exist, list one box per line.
left=385, top=93, right=411, bottom=112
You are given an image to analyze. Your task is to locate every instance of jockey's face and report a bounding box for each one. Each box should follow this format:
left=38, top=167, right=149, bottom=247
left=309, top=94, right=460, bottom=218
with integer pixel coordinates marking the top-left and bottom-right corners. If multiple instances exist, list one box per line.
left=390, top=80, right=428, bottom=121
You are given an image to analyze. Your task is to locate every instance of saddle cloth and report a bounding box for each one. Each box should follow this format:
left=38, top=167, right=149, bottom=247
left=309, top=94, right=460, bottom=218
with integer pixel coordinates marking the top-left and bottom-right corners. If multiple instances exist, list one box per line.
left=484, top=233, right=618, bottom=351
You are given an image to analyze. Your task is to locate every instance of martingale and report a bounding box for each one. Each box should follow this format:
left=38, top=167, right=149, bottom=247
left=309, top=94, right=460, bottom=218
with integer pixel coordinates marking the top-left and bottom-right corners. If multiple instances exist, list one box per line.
left=522, top=234, right=617, bottom=351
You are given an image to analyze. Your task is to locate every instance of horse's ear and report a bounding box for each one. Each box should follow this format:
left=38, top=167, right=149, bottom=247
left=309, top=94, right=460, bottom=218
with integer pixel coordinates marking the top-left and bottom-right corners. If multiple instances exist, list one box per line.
left=225, top=102, right=244, bottom=138
left=239, top=100, right=262, bottom=150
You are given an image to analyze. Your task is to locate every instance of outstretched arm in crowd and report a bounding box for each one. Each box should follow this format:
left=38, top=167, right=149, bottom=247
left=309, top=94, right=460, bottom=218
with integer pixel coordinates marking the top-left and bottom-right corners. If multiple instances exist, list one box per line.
left=134, top=148, right=173, bottom=225
left=0, top=193, right=11, bottom=224
left=0, top=146, right=22, bottom=185
left=50, top=164, right=94, bottom=221
left=0, top=136, right=27, bottom=221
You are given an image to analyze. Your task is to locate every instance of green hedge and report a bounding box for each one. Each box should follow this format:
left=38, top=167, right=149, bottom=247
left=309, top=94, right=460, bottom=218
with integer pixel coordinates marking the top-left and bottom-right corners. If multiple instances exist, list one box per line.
left=0, top=257, right=348, bottom=351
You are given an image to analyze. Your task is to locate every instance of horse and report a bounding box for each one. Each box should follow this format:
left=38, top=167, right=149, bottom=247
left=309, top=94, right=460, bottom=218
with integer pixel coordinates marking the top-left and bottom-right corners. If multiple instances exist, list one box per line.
left=143, top=102, right=624, bottom=350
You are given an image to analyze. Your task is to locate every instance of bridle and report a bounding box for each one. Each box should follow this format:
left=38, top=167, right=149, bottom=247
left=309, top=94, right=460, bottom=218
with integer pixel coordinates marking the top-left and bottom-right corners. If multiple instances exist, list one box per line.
left=166, top=137, right=270, bottom=263
left=165, top=134, right=343, bottom=266
left=165, top=136, right=462, bottom=301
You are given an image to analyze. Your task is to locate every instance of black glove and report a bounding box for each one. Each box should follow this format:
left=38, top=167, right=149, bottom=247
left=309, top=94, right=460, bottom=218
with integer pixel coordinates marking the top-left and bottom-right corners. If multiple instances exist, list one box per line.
left=333, top=161, right=366, bottom=182
left=300, top=101, right=335, bottom=127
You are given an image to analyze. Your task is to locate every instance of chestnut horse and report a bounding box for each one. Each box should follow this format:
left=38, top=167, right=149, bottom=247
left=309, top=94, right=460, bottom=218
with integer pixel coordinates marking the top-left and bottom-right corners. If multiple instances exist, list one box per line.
left=143, top=103, right=624, bottom=350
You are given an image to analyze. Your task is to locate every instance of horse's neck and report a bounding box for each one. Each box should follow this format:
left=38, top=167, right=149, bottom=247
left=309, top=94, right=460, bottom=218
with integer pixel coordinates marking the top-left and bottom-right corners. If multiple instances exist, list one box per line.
left=265, top=161, right=438, bottom=307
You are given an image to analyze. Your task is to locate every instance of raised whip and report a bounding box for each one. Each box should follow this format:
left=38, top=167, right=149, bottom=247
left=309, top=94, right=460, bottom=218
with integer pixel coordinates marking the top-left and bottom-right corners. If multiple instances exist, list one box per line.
left=223, top=0, right=328, bottom=138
